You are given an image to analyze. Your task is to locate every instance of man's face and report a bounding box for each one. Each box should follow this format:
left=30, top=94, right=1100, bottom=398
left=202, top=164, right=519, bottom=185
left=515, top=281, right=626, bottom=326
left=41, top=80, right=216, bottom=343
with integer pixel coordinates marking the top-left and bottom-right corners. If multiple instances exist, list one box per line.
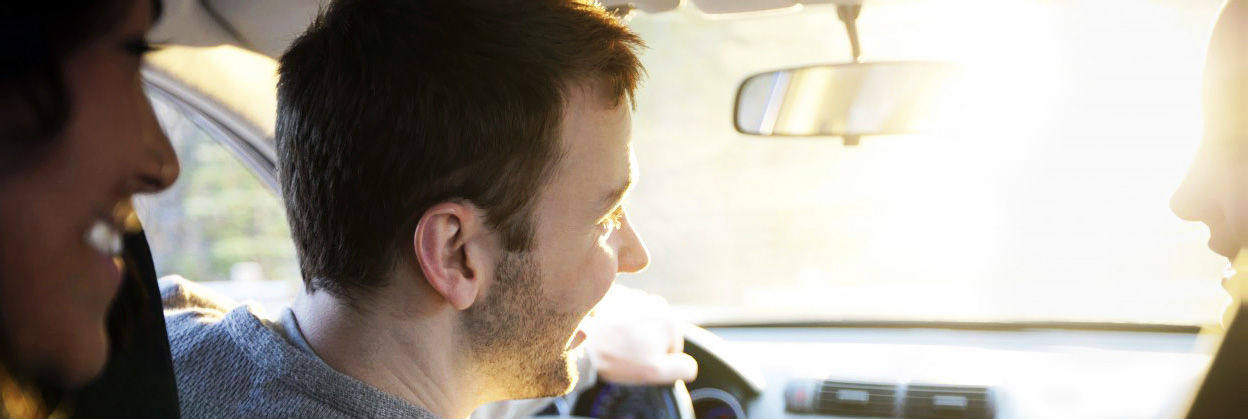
left=465, top=83, right=650, bottom=399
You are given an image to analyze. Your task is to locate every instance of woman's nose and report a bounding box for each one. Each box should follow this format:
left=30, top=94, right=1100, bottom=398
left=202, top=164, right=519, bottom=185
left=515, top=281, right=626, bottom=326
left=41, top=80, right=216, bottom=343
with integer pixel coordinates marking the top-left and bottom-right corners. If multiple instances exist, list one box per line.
left=131, top=88, right=179, bottom=193
left=1171, top=145, right=1221, bottom=224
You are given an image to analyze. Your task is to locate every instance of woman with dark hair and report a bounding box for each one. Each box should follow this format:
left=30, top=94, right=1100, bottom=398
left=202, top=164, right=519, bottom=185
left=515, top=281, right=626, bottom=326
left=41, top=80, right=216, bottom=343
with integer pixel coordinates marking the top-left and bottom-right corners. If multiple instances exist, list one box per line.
left=0, top=0, right=181, bottom=416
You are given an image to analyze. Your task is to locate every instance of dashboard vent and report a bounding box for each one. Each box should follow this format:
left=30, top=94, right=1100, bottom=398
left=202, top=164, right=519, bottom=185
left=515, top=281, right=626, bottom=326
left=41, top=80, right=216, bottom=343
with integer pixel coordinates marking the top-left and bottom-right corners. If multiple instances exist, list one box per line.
left=902, top=384, right=995, bottom=419
left=815, top=381, right=899, bottom=417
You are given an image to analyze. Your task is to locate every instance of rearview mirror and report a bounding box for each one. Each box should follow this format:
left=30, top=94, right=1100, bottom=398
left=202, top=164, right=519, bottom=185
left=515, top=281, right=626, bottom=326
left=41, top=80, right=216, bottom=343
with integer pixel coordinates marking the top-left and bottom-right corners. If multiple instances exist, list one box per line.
left=734, top=62, right=961, bottom=142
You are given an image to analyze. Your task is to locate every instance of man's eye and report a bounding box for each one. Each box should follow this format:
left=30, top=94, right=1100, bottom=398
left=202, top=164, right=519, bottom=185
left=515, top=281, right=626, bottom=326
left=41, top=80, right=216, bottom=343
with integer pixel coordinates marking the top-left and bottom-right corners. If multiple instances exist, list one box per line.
left=601, top=207, right=626, bottom=229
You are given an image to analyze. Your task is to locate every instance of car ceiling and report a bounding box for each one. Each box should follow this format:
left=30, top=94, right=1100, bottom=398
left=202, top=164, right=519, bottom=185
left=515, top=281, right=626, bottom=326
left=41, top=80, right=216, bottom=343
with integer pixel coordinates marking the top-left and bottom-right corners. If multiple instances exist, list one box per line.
left=143, top=0, right=863, bottom=149
left=150, top=0, right=865, bottom=59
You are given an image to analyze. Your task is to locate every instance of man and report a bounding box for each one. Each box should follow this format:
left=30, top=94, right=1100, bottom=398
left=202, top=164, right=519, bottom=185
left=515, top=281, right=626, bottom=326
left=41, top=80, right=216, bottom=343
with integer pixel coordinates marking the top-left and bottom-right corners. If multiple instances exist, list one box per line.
left=1171, top=0, right=1247, bottom=318
left=163, top=0, right=694, bottom=417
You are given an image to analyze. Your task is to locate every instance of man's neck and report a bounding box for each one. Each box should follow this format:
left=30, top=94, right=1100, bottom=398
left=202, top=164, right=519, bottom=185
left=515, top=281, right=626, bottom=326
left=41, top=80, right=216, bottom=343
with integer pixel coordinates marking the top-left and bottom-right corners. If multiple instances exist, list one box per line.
left=290, top=289, right=481, bottom=419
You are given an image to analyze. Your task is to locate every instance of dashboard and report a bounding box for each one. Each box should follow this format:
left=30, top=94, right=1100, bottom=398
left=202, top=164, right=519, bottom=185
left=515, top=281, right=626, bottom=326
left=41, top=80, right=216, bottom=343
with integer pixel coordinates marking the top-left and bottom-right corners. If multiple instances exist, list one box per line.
left=671, top=324, right=1214, bottom=419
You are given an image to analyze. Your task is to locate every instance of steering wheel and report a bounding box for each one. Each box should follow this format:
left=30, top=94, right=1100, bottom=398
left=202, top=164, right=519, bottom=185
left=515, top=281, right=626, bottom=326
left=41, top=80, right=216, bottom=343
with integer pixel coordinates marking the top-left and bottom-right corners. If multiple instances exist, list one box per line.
left=532, top=379, right=695, bottom=419
left=532, top=323, right=757, bottom=419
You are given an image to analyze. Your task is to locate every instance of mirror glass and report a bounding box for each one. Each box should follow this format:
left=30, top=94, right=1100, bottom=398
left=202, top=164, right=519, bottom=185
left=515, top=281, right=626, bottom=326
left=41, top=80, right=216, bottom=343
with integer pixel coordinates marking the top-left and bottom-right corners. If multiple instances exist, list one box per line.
left=735, top=61, right=961, bottom=138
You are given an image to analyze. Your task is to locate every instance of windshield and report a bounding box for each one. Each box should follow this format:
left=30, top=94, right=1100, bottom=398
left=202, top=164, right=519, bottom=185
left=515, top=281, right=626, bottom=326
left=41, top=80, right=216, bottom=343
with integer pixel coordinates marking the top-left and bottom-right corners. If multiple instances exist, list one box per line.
left=622, top=0, right=1228, bottom=326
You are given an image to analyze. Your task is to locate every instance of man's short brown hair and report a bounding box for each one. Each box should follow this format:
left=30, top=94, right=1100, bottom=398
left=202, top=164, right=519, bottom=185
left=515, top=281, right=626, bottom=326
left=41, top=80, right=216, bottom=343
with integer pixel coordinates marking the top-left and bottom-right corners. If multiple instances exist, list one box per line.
left=276, top=0, right=644, bottom=303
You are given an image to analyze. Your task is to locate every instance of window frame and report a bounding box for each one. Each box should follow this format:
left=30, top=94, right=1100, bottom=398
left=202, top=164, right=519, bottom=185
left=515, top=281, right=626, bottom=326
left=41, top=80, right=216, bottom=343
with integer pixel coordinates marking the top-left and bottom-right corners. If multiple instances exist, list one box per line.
left=142, top=69, right=279, bottom=194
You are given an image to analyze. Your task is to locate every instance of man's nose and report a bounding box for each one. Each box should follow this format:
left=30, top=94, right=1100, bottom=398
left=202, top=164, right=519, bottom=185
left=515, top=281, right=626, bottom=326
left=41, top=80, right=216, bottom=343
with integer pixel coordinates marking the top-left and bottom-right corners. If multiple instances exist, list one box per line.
left=616, top=212, right=650, bottom=273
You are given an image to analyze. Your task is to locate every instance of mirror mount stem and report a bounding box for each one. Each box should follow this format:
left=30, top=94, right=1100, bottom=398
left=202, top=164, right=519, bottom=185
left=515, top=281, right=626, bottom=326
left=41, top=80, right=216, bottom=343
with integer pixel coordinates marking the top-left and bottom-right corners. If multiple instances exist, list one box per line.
left=838, top=3, right=864, bottom=145
left=836, top=4, right=863, bottom=63
left=843, top=3, right=863, bottom=145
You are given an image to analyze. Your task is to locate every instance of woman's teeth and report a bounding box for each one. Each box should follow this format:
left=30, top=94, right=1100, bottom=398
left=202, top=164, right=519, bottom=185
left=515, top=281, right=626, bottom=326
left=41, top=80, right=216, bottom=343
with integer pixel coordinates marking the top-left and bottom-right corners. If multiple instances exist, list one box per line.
left=86, top=219, right=123, bottom=257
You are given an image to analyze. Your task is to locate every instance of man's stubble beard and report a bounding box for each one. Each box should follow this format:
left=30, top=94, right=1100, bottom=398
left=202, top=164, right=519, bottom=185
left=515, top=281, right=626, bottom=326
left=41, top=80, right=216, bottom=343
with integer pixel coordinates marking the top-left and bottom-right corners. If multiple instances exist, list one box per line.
left=463, top=250, right=584, bottom=400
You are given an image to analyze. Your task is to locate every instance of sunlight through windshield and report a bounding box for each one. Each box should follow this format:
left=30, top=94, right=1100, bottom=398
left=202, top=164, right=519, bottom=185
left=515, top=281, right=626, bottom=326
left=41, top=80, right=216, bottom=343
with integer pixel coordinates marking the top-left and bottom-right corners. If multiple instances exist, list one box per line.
left=624, top=0, right=1228, bottom=326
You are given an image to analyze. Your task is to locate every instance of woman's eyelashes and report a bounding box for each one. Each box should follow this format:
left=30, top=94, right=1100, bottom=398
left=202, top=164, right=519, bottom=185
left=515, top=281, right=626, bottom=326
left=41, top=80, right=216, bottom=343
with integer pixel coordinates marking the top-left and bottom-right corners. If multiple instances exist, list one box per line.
left=121, top=38, right=159, bottom=57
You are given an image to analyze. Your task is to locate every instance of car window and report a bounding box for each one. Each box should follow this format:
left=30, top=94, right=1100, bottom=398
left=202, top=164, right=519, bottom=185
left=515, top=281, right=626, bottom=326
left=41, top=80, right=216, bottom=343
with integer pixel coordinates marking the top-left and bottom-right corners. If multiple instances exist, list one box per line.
left=136, top=90, right=299, bottom=310
left=623, top=0, right=1227, bottom=325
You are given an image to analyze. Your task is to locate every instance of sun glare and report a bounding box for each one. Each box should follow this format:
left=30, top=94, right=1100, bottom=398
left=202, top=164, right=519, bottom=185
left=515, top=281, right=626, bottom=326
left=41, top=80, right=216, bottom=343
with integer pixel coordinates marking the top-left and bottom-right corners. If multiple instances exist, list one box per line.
left=620, top=0, right=1226, bottom=325
left=855, top=0, right=1221, bottom=323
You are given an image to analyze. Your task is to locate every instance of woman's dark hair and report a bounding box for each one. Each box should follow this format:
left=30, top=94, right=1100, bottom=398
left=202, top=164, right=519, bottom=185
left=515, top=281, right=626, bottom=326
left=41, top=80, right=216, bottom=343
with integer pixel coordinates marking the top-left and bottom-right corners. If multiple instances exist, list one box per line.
left=0, top=0, right=162, bottom=176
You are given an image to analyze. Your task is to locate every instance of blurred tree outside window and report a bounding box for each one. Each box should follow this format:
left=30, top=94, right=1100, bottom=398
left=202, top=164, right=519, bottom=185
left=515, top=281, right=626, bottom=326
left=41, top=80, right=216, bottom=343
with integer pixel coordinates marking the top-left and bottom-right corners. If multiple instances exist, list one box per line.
left=136, top=91, right=299, bottom=309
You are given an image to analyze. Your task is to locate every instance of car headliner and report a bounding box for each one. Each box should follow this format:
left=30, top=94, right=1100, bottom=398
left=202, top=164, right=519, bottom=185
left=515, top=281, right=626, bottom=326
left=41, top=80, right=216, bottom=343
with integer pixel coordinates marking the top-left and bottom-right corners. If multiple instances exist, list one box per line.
left=143, top=0, right=868, bottom=162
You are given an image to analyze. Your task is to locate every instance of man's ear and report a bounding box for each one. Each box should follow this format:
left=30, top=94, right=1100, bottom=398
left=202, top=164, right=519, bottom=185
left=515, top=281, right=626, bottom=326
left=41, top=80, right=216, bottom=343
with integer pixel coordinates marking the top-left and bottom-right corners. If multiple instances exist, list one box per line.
left=413, top=202, right=498, bottom=311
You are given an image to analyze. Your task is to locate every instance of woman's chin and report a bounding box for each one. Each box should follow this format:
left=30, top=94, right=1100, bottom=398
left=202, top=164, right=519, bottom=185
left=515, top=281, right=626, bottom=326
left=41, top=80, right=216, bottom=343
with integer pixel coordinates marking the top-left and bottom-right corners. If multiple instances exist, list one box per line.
left=55, top=323, right=111, bottom=387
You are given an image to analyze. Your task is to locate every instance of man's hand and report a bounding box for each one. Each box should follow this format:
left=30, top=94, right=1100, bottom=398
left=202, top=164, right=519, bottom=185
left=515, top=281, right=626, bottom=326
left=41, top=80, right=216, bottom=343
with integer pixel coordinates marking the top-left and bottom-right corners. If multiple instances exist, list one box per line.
left=584, top=285, right=699, bottom=385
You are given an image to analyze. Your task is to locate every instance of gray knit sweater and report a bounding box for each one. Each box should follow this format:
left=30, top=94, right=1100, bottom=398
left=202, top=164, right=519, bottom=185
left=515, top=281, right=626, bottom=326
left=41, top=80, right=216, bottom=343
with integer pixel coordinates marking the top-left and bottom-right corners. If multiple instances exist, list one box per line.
left=160, top=277, right=592, bottom=419
left=162, top=280, right=440, bottom=419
